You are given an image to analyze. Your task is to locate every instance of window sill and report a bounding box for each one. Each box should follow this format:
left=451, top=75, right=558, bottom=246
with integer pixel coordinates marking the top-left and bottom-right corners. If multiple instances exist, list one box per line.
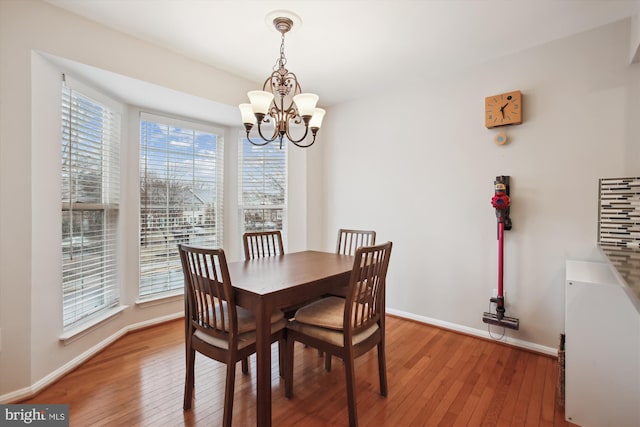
left=135, top=291, right=184, bottom=308
left=59, top=305, right=128, bottom=345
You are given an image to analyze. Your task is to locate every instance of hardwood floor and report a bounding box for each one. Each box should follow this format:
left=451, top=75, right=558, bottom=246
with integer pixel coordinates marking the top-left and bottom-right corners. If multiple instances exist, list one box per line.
left=21, top=316, right=575, bottom=426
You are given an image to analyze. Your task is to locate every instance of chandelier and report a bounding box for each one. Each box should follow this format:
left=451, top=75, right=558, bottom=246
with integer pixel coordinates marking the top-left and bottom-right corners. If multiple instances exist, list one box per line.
left=239, top=14, right=325, bottom=148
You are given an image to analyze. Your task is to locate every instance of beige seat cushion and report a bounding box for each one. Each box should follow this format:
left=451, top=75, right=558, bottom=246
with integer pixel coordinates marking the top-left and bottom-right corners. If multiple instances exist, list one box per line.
left=290, top=296, right=379, bottom=347
left=294, top=296, right=346, bottom=330
left=287, top=320, right=378, bottom=347
left=235, top=305, right=284, bottom=334
left=205, top=300, right=284, bottom=334
left=194, top=318, right=287, bottom=350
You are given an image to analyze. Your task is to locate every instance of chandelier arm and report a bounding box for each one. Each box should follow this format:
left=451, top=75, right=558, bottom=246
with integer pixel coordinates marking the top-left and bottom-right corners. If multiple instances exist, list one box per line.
left=245, top=131, right=272, bottom=146
left=290, top=131, right=317, bottom=148
left=243, top=117, right=279, bottom=146
left=284, top=123, right=311, bottom=144
left=256, top=119, right=280, bottom=143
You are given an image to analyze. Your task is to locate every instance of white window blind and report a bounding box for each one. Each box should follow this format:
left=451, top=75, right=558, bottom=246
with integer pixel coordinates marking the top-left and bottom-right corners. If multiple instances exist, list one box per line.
left=61, top=83, right=121, bottom=330
left=238, top=137, right=287, bottom=237
left=139, top=113, right=224, bottom=298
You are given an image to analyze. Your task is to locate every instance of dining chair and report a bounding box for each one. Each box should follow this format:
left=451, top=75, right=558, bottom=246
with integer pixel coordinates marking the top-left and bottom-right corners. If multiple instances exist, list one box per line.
left=179, top=244, right=287, bottom=427
left=284, top=241, right=393, bottom=427
left=242, top=230, right=284, bottom=260
left=321, top=228, right=377, bottom=368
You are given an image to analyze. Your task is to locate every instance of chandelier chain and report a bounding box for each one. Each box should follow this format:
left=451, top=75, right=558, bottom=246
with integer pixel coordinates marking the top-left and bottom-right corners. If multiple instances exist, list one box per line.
left=272, top=31, right=287, bottom=72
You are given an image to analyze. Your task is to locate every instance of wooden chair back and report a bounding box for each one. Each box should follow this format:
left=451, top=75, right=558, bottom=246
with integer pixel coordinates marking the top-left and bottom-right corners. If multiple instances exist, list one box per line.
left=243, top=230, right=284, bottom=260
left=336, top=229, right=376, bottom=256
left=344, top=241, right=392, bottom=337
left=179, top=244, right=238, bottom=344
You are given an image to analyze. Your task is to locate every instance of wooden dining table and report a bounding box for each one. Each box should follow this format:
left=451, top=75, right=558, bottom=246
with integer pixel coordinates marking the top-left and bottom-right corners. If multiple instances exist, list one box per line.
left=227, top=250, right=355, bottom=427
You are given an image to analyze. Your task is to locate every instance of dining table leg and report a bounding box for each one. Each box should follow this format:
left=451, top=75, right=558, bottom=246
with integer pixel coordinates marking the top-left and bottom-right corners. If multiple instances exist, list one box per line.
left=255, top=299, right=272, bottom=427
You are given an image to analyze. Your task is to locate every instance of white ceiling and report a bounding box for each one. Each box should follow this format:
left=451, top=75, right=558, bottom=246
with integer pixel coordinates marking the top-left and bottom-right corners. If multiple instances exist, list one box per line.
left=45, top=0, right=638, bottom=109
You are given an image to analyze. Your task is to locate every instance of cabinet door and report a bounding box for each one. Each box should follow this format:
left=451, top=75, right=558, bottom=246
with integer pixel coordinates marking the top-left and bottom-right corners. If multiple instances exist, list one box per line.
left=565, top=262, right=640, bottom=427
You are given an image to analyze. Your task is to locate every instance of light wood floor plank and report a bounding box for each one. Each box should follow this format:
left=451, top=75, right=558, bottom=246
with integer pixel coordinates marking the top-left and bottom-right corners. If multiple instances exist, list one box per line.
left=496, top=350, right=529, bottom=427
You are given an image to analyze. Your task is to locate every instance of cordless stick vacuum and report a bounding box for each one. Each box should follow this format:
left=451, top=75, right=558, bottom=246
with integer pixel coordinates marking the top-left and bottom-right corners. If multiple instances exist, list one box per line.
left=482, top=176, right=520, bottom=330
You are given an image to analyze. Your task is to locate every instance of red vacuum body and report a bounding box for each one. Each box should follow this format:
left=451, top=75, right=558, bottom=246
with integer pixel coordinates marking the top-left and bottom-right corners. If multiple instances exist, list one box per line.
left=483, top=176, right=519, bottom=330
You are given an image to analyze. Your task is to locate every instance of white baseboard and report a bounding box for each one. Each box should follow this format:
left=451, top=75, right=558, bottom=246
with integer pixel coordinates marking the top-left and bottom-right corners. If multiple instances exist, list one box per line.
left=0, top=312, right=184, bottom=404
left=386, top=308, right=557, bottom=357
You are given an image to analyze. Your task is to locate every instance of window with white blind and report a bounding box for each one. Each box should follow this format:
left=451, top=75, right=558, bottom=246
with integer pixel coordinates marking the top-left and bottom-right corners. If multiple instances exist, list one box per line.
left=61, top=83, right=121, bottom=330
left=238, top=137, right=287, bottom=237
left=139, top=113, right=224, bottom=298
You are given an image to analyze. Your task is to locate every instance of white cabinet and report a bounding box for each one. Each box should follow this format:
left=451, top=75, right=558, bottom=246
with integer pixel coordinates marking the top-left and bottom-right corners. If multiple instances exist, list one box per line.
left=565, top=260, right=640, bottom=427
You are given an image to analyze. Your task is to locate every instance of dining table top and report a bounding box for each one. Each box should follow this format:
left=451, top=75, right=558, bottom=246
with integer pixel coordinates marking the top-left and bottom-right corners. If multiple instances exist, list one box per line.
left=227, top=250, right=355, bottom=297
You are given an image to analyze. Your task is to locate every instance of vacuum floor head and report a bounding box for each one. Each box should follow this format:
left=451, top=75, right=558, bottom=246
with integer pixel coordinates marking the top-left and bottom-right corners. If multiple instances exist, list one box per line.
left=482, top=312, right=520, bottom=330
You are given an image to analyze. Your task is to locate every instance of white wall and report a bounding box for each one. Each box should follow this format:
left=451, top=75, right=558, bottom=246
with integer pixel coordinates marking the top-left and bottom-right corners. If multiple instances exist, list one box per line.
left=309, top=18, right=640, bottom=350
left=0, top=0, right=310, bottom=399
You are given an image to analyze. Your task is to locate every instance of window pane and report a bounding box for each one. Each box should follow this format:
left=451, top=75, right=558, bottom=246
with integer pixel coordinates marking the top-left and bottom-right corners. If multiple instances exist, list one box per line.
left=239, top=137, right=287, bottom=236
left=140, top=115, right=224, bottom=298
left=61, top=86, right=120, bottom=330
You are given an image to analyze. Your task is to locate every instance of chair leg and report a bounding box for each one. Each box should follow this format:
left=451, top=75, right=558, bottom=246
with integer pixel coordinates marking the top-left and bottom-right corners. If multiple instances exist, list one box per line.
left=183, top=347, right=196, bottom=410
left=344, top=353, right=358, bottom=427
left=325, top=353, right=332, bottom=372
left=284, top=337, right=295, bottom=398
left=241, top=357, right=249, bottom=374
left=377, top=342, right=388, bottom=397
left=278, top=338, right=285, bottom=378
left=222, top=361, right=236, bottom=427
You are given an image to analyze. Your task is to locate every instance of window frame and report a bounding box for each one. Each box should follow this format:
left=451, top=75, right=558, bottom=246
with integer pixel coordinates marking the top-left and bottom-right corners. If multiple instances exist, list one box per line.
left=138, top=112, right=225, bottom=299
left=60, top=77, right=123, bottom=331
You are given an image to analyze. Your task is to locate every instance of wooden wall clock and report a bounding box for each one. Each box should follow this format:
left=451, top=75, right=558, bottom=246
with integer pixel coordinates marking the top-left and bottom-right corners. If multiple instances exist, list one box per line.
left=485, top=90, right=522, bottom=128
